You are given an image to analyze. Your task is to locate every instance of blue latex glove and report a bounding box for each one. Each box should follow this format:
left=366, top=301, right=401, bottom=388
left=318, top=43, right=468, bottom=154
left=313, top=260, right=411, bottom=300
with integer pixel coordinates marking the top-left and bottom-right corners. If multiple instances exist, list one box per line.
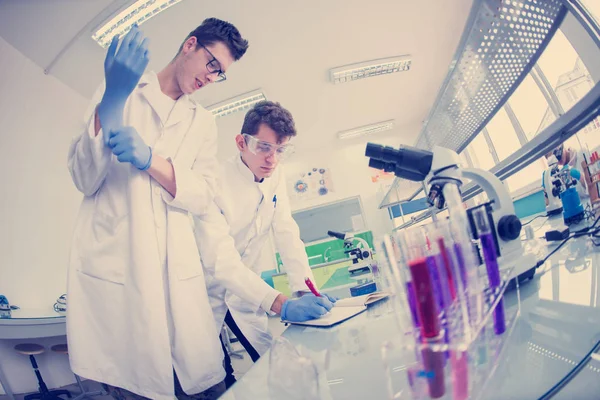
left=281, top=294, right=333, bottom=322
left=108, top=127, right=152, bottom=170
left=299, top=291, right=338, bottom=303
left=322, top=293, right=338, bottom=303
left=98, top=25, right=150, bottom=145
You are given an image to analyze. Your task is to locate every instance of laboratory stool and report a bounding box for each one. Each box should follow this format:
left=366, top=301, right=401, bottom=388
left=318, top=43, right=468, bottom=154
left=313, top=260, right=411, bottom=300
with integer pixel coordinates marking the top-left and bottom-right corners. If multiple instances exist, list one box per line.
left=13, top=343, right=72, bottom=400
left=50, top=344, right=107, bottom=400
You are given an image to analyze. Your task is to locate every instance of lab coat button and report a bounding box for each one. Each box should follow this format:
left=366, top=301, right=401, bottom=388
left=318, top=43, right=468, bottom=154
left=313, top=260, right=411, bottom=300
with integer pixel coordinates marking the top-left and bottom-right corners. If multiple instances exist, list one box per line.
left=154, top=187, right=161, bottom=196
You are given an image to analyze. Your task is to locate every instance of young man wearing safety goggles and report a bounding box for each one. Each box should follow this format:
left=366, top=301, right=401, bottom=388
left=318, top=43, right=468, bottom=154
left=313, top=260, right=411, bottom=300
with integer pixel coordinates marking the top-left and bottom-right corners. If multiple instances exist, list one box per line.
left=195, top=101, right=336, bottom=388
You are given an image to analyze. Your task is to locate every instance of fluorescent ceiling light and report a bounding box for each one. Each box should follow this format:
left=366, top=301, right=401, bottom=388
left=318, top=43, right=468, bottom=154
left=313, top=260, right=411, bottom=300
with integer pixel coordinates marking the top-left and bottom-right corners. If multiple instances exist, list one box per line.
left=208, top=90, right=267, bottom=118
left=330, top=55, right=411, bottom=84
left=338, top=120, right=395, bottom=139
left=92, top=0, right=185, bottom=48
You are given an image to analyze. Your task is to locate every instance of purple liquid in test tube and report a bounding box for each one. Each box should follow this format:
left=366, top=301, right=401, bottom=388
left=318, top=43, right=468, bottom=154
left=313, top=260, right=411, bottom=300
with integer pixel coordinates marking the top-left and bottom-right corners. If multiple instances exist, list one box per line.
left=426, top=255, right=445, bottom=311
left=426, top=254, right=450, bottom=356
left=472, top=207, right=506, bottom=335
left=406, top=282, right=420, bottom=327
left=479, top=232, right=506, bottom=335
left=479, top=233, right=501, bottom=287
left=453, top=243, right=468, bottom=294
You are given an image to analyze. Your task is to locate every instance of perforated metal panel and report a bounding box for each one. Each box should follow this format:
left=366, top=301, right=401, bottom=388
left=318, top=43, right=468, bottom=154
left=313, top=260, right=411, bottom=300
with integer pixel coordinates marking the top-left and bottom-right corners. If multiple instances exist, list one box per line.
left=416, top=0, right=566, bottom=152
left=380, top=0, right=569, bottom=209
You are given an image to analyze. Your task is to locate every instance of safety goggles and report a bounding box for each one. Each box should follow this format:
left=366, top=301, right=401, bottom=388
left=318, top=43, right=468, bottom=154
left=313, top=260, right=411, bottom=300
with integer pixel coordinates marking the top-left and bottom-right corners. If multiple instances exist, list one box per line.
left=242, top=133, right=295, bottom=161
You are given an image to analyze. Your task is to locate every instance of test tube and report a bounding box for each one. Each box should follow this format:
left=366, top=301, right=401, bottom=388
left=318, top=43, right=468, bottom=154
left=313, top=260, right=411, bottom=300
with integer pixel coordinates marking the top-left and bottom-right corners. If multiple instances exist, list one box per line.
left=390, top=232, right=421, bottom=328
left=426, top=222, right=470, bottom=400
left=472, top=207, right=506, bottom=335
left=425, top=222, right=458, bottom=309
left=404, top=228, right=446, bottom=399
left=424, top=224, right=453, bottom=356
left=443, top=183, right=485, bottom=330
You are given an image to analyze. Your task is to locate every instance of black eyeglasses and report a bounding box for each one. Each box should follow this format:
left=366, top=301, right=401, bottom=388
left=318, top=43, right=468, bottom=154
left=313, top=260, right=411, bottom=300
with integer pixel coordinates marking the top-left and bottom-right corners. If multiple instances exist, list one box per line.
left=199, top=44, right=226, bottom=83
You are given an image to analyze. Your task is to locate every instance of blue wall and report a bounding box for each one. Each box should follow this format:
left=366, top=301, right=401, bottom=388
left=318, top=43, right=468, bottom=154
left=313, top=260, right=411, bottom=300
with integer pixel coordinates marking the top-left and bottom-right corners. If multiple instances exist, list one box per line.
left=513, top=190, right=546, bottom=219
left=388, top=197, right=429, bottom=219
left=389, top=189, right=547, bottom=220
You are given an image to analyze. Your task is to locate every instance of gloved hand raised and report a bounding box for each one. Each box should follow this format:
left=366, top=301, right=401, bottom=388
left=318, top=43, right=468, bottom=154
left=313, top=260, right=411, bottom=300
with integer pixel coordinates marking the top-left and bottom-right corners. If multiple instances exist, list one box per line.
left=98, top=25, right=150, bottom=145
left=281, top=294, right=333, bottom=322
left=108, top=127, right=152, bottom=170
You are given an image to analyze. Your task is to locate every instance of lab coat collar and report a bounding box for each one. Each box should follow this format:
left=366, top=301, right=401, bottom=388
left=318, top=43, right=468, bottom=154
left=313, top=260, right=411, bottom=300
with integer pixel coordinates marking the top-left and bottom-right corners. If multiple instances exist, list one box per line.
left=236, top=154, right=258, bottom=183
left=235, top=154, right=275, bottom=185
left=138, top=72, right=197, bottom=129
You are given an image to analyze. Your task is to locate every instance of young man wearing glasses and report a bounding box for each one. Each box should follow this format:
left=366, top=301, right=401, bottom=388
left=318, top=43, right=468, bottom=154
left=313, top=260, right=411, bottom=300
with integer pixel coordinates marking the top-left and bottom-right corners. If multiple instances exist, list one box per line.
left=68, top=18, right=251, bottom=400
left=195, top=101, right=335, bottom=387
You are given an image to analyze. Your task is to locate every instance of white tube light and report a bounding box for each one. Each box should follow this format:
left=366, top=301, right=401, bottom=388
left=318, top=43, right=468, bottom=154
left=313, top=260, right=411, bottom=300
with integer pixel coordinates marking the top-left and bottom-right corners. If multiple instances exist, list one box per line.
left=92, top=0, right=185, bottom=48
left=337, top=120, right=395, bottom=139
left=208, top=89, right=267, bottom=118
left=330, top=55, right=412, bottom=84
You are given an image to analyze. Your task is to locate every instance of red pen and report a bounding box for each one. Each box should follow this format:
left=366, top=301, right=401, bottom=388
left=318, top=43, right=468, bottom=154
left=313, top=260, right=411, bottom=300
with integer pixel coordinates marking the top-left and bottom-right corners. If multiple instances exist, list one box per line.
left=304, top=277, right=321, bottom=297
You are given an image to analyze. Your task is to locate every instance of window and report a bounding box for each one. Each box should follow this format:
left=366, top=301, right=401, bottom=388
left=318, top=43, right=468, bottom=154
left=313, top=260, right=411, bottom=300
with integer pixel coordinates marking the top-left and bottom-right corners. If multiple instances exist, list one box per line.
left=504, top=159, right=547, bottom=194
left=581, top=0, right=600, bottom=26
left=565, top=90, right=575, bottom=103
left=509, top=75, right=553, bottom=141
left=537, top=31, right=592, bottom=112
left=570, top=88, right=579, bottom=102
left=485, top=108, right=522, bottom=162
left=459, top=150, right=472, bottom=168
left=467, top=133, right=495, bottom=171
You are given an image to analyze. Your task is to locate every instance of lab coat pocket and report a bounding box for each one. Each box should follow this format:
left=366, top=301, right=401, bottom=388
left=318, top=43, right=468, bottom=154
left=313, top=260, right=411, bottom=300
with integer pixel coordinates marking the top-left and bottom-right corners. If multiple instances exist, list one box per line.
left=78, top=213, right=129, bottom=285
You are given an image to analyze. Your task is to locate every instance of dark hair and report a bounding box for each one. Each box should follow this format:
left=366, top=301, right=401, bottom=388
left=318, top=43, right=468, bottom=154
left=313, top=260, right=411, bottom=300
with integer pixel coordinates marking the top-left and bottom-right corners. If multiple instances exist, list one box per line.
left=179, top=18, right=248, bottom=60
left=242, top=101, right=297, bottom=143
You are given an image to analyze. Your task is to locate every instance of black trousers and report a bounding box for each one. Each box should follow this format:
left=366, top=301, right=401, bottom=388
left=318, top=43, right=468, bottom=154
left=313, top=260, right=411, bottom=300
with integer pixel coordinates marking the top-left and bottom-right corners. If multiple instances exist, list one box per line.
left=219, top=310, right=261, bottom=389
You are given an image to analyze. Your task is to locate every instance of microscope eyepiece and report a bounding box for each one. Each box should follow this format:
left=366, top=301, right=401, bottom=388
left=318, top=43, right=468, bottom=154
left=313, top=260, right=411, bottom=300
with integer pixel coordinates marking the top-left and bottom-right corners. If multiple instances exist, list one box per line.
left=365, top=142, right=434, bottom=181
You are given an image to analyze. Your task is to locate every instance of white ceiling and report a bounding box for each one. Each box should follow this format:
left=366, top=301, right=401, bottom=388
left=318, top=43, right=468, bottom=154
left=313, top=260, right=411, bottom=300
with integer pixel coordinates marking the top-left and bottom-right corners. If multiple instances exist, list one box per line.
left=0, top=0, right=473, bottom=154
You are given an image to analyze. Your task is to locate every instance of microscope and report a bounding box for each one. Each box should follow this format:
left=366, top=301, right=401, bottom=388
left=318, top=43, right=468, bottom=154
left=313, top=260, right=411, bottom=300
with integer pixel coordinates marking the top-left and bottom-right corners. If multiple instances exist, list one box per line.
left=542, top=155, right=563, bottom=216
left=327, top=230, right=373, bottom=275
left=366, top=143, right=537, bottom=282
left=542, top=155, right=585, bottom=225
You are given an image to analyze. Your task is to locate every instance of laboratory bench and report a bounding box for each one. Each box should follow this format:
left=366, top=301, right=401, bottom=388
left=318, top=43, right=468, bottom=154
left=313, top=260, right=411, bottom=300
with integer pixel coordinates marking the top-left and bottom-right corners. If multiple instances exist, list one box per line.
left=221, top=214, right=600, bottom=399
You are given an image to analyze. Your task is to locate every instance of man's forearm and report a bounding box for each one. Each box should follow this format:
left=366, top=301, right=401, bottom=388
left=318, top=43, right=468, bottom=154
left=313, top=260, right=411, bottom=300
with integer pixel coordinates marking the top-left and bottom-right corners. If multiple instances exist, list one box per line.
left=270, top=294, right=288, bottom=314
left=147, top=155, right=177, bottom=197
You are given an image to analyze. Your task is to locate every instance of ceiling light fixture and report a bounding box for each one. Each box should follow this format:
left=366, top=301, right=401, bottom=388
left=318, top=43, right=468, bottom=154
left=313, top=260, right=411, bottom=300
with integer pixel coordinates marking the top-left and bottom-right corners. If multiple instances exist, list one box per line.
left=208, top=90, right=267, bottom=118
left=330, top=55, right=412, bottom=84
left=92, top=0, right=185, bottom=48
left=338, top=120, right=395, bottom=139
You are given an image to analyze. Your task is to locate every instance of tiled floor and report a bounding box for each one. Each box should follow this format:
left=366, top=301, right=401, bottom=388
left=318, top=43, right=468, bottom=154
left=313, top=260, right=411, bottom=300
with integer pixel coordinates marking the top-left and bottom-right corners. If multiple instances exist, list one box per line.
left=0, top=316, right=287, bottom=400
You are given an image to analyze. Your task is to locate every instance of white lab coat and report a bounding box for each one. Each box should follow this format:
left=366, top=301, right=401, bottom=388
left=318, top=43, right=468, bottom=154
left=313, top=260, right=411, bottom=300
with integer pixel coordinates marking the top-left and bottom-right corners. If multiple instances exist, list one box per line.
left=199, top=155, right=315, bottom=355
left=67, top=72, right=224, bottom=399
left=568, top=149, right=589, bottom=199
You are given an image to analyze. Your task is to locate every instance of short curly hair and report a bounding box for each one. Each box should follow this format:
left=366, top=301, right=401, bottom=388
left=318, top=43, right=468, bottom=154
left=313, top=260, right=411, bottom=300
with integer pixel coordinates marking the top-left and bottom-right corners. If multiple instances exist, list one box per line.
left=241, top=101, right=297, bottom=143
left=179, top=17, right=248, bottom=60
